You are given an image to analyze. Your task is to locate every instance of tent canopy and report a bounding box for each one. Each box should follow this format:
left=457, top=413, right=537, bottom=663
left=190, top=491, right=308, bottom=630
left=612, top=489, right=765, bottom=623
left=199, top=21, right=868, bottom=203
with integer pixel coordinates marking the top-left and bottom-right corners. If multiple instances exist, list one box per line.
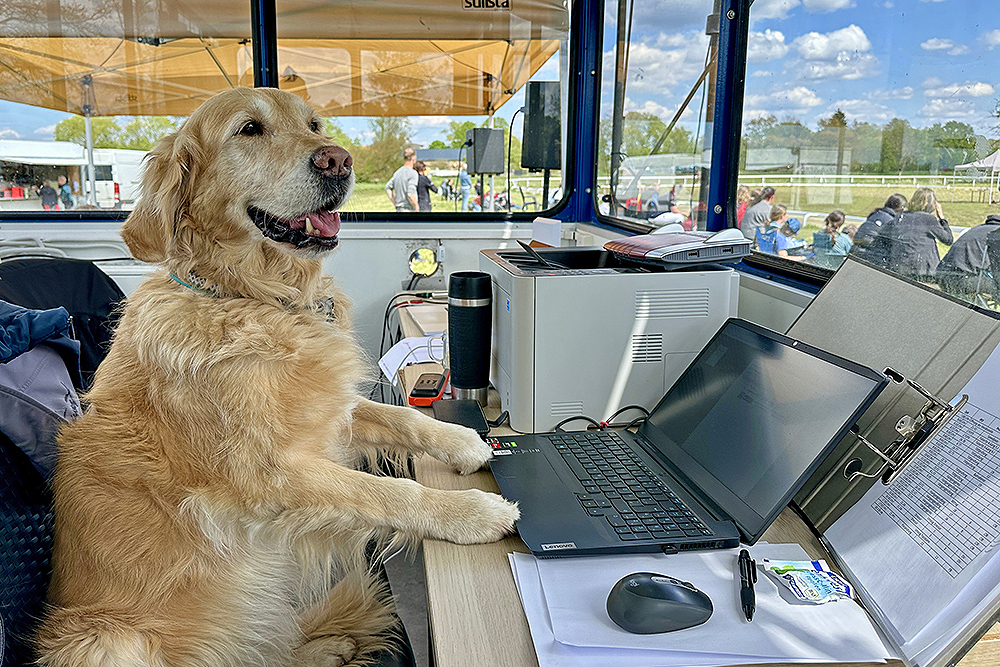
left=955, top=149, right=1000, bottom=173
left=0, top=0, right=567, bottom=117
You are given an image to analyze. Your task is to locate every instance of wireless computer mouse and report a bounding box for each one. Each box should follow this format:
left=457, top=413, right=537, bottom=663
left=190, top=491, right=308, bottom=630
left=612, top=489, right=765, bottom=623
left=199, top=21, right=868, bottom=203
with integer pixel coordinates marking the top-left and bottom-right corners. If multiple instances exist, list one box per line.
left=606, top=572, right=713, bottom=634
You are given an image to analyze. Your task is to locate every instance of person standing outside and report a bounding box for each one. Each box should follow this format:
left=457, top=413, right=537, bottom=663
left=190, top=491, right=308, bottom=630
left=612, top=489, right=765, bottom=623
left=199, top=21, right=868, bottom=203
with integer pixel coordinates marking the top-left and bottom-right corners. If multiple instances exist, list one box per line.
left=414, top=160, right=438, bottom=213
left=38, top=181, right=59, bottom=210
left=385, top=148, right=419, bottom=212
left=880, top=188, right=953, bottom=281
left=741, top=186, right=775, bottom=243
left=57, top=174, right=74, bottom=209
left=459, top=163, right=472, bottom=212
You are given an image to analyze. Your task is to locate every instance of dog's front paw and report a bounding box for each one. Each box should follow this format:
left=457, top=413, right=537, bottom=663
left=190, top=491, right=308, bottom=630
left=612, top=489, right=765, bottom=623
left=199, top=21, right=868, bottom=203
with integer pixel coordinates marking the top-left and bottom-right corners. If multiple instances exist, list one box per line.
left=435, top=489, right=520, bottom=544
left=433, top=421, right=493, bottom=475
left=293, top=635, right=357, bottom=667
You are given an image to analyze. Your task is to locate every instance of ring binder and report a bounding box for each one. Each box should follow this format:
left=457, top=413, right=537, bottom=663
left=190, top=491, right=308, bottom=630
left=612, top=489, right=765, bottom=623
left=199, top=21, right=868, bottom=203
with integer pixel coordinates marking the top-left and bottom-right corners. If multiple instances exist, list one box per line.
left=843, top=372, right=968, bottom=485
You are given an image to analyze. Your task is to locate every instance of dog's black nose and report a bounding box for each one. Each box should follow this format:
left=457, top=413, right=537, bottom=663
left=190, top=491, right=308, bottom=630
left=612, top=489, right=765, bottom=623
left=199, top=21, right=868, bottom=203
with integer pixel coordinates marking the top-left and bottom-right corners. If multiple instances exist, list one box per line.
left=312, top=145, right=352, bottom=177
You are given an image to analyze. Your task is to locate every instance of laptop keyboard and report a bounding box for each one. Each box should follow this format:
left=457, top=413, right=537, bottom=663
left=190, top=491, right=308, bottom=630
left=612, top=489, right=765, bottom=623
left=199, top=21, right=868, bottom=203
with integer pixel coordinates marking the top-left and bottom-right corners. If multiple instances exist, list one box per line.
left=547, top=431, right=713, bottom=542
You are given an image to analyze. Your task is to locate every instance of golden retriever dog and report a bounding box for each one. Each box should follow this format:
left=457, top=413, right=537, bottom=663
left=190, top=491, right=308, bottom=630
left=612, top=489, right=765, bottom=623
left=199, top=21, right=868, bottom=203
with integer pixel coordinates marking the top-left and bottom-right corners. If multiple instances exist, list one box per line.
left=36, top=87, right=519, bottom=667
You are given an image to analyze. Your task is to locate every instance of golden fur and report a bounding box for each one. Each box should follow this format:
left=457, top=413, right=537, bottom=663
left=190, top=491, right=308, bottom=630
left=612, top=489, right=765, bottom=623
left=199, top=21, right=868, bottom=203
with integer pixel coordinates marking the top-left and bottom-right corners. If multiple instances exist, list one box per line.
left=36, top=87, right=519, bottom=667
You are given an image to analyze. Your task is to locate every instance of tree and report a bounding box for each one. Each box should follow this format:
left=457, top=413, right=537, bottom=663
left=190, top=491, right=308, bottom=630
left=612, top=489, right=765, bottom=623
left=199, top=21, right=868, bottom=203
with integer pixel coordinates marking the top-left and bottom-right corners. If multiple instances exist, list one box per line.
left=429, top=139, right=447, bottom=149
left=116, top=117, right=180, bottom=150
left=324, top=118, right=354, bottom=148
left=52, top=115, right=178, bottom=150
left=351, top=117, right=411, bottom=182
left=52, top=116, right=121, bottom=147
left=445, top=120, right=477, bottom=148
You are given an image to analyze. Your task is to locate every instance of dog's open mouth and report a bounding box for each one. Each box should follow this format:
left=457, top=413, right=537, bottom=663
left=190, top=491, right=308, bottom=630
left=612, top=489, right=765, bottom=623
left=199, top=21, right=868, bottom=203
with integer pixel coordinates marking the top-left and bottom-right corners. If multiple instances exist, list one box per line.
left=248, top=204, right=342, bottom=250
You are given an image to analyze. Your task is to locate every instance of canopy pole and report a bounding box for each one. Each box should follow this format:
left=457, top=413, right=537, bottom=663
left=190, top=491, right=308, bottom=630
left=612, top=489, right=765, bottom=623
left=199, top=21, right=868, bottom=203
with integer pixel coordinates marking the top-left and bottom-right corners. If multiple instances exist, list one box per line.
left=82, top=75, right=96, bottom=207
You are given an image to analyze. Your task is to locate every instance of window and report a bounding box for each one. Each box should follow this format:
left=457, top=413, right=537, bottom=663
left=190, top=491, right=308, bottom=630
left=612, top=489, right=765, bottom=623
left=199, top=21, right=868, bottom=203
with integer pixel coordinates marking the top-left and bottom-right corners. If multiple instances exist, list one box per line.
left=273, top=0, right=570, bottom=215
left=0, top=0, right=571, bottom=217
left=0, top=2, right=255, bottom=211
left=740, top=0, right=1000, bottom=309
left=596, top=0, right=722, bottom=231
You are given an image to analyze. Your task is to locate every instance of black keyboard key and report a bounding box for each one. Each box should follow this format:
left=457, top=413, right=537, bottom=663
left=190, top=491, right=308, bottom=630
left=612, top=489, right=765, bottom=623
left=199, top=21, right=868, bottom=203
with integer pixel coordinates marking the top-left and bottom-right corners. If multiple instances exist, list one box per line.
left=615, top=526, right=633, bottom=534
left=611, top=499, right=633, bottom=513
left=606, top=514, right=627, bottom=527
left=562, top=455, right=591, bottom=481
left=587, top=508, right=607, bottom=517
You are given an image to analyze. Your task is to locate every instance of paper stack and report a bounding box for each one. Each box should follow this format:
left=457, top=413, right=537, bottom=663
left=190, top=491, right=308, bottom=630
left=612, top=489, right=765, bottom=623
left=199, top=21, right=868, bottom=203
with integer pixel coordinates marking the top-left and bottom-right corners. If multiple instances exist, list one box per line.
left=508, top=543, right=891, bottom=667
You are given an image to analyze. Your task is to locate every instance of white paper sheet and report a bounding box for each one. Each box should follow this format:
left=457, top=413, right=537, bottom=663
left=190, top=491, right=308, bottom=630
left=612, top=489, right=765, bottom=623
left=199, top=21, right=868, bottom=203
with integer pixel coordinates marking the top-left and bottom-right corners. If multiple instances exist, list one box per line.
left=530, top=545, right=889, bottom=663
left=824, top=340, right=1000, bottom=666
left=376, top=336, right=444, bottom=387
left=509, top=552, right=811, bottom=667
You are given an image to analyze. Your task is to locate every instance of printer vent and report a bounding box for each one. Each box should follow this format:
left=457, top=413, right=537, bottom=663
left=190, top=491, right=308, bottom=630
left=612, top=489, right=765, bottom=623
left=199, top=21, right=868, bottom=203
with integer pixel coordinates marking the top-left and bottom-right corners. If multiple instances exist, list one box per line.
left=550, top=401, right=585, bottom=418
left=630, top=333, right=664, bottom=363
left=635, top=289, right=711, bottom=319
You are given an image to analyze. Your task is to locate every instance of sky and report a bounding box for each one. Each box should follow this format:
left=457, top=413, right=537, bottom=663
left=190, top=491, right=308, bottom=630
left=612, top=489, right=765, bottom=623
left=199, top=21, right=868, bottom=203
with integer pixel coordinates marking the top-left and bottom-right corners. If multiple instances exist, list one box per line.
left=2, top=0, right=997, bottom=147
left=605, top=0, right=1000, bottom=141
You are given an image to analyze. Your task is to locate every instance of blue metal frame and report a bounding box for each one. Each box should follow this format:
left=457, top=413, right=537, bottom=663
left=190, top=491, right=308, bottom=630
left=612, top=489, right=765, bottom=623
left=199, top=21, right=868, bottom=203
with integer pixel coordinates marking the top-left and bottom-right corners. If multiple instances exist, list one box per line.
left=551, top=0, right=604, bottom=225
left=251, top=0, right=279, bottom=88
left=705, top=0, right=750, bottom=232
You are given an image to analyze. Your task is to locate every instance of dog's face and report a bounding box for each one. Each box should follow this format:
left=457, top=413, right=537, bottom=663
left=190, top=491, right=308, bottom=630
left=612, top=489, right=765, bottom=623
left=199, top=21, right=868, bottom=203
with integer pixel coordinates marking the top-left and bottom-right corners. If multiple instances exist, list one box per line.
left=122, top=87, right=353, bottom=262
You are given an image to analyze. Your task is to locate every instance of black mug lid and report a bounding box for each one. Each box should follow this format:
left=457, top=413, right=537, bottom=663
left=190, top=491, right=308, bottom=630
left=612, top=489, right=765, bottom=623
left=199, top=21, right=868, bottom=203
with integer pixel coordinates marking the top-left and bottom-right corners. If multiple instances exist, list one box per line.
left=448, top=271, right=492, bottom=300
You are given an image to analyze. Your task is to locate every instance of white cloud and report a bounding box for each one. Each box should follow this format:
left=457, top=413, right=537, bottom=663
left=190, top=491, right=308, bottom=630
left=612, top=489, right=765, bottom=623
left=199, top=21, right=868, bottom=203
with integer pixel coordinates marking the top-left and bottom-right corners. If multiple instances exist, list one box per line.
left=923, top=81, right=995, bottom=98
left=982, top=30, right=1000, bottom=50
left=751, top=70, right=774, bottom=77
left=827, top=98, right=895, bottom=123
left=919, top=98, right=978, bottom=120
left=922, top=76, right=944, bottom=88
left=793, top=25, right=871, bottom=60
left=802, top=0, right=854, bottom=13
left=867, top=86, right=913, bottom=100
left=745, top=86, right=823, bottom=116
left=747, top=30, right=789, bottom=62
left=0, top=128, right=21, bottom=139
left=410, top=116, right=451, bottom=129
left=949, top=45, right=970, bottom=56
left=34, top=124, right=56, bottom=136
left=751, top=0, right=801, bottom=20
left=799, top=53, right=879, bottom=80
left=920, top=38, right=953, bottom=51
left=602, top=32, right=710, bottom=97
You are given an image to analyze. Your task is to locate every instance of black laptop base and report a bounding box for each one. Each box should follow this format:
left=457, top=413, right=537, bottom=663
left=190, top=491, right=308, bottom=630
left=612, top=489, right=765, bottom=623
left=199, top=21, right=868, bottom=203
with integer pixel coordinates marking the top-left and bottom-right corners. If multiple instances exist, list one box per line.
left=489, top=430, right=740, bottom=557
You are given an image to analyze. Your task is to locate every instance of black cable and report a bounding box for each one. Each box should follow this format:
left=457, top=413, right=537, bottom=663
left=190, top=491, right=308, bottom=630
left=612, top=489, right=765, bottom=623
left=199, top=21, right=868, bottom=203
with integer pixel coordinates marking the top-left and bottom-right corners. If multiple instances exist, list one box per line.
left=456, top=140, right=470, bottom=213
left=553, top=415, right=603, bottom=432
left=619, top=415, right=648, bottom=431
left=488, top=411, right=510, bottom=428
left=506, top=107, right=524, bottom=211
left=604, top=404, right=650, bottom=424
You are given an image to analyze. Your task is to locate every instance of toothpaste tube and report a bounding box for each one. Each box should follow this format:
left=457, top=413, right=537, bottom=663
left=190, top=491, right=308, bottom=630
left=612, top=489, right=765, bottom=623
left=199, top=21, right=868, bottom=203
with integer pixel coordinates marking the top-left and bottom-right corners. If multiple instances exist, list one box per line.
left=760, top=558, right=853, bottom=604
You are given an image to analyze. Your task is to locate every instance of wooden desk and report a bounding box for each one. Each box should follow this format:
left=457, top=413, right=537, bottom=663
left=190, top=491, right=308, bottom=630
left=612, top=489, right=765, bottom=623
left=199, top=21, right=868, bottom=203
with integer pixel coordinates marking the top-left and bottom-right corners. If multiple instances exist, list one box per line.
left=414, top=456, right=1000, bottom=667
left=395, top=301, right=1000, bottom=667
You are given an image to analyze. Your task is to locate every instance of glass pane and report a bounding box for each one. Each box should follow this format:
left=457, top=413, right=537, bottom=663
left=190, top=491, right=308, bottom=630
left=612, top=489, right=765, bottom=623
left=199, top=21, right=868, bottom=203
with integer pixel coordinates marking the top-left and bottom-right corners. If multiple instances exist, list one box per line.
left=275, top=0, right=571, bottom=214
left=0, top=0, right=253, bottom=212
left=596, top=0, right=719, bottom=230
left=740, top=0, right=999, bottom=309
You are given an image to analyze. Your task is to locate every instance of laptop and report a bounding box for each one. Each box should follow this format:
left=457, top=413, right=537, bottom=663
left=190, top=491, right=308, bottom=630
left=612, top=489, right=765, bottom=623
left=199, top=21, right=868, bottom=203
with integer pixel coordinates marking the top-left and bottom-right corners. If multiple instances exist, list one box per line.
left=488, top=318, right=888, bottom=557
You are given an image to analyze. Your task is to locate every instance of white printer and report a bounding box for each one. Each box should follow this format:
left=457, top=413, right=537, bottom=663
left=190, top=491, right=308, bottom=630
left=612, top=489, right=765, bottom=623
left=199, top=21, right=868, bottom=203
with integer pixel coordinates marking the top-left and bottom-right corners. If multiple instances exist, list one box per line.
left=481, top=243, right=740, bottom=433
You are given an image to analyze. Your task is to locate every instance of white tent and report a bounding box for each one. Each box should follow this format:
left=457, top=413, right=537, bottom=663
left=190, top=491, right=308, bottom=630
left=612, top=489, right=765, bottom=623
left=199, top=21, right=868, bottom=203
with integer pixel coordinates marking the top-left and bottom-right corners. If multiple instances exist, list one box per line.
left=955, top=149, right=1000, bottom=203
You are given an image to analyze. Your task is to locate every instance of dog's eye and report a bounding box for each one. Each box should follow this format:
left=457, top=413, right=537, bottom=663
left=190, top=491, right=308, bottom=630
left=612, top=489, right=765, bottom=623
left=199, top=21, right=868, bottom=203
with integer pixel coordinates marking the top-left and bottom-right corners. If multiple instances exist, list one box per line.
left=310, top=120, right=322, bottom=133
left=237, top=121, right=263, bottom=137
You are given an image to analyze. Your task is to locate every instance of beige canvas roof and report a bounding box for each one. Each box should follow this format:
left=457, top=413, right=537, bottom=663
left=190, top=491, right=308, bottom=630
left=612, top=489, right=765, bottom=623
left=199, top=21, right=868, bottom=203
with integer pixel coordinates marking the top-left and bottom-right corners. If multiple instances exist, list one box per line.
left=0, top=0, right=567, bottom=117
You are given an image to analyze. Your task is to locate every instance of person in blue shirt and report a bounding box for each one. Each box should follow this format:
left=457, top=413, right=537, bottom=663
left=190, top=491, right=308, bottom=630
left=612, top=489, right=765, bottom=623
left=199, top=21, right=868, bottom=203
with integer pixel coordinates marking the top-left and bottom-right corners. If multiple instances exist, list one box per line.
left=459, top=164, right=472, bottom=212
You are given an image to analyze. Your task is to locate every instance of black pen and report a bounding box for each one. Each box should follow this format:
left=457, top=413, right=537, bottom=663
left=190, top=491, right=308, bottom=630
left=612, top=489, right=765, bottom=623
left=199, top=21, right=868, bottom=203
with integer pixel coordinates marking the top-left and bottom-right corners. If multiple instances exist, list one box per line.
left=738, top=548, right=757, bottom=622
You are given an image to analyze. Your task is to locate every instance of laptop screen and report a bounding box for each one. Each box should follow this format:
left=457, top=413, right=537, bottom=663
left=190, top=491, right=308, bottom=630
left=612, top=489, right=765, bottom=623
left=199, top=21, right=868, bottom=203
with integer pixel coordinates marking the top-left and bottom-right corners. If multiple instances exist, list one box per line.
left=640, top=319, right=886, bottom=543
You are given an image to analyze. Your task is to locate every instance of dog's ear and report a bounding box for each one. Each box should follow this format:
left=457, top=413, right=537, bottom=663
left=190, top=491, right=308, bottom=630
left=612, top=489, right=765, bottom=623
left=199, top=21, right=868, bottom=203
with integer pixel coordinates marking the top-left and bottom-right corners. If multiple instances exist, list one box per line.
left=121, top=131, right=196, bottom=263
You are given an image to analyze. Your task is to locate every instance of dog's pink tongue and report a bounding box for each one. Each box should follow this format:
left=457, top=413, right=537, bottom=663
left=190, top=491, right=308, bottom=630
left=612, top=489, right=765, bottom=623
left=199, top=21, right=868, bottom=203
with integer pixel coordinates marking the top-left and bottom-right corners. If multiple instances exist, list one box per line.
left=290, top=210, right=341, bottom=237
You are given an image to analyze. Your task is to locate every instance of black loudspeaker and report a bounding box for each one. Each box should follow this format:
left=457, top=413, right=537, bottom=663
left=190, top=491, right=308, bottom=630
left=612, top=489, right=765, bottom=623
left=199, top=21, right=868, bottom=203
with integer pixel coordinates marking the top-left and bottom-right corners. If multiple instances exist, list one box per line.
left=521, top=81, right=561, bottom=171
left=448, top=271, right=492, bottom=406
left=465, top=128, right=505, bottom=175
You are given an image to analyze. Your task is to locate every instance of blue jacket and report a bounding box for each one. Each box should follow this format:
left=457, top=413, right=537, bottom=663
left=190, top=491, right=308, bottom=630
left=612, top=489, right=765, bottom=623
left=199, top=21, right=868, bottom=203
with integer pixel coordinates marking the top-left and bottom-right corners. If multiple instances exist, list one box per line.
left=0, top=301, right=82, bottom=478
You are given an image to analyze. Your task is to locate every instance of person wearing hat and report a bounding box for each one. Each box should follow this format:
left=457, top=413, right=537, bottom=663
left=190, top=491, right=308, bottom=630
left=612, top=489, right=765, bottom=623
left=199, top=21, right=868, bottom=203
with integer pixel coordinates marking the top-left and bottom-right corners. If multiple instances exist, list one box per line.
left=769, top=204, right=806, bottom=259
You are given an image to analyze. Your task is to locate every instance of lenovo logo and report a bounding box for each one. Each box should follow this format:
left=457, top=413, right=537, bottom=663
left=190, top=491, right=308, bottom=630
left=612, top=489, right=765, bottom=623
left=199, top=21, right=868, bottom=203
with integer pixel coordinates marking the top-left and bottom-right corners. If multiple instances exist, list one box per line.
left=540, top=542, right=576, bottom=551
